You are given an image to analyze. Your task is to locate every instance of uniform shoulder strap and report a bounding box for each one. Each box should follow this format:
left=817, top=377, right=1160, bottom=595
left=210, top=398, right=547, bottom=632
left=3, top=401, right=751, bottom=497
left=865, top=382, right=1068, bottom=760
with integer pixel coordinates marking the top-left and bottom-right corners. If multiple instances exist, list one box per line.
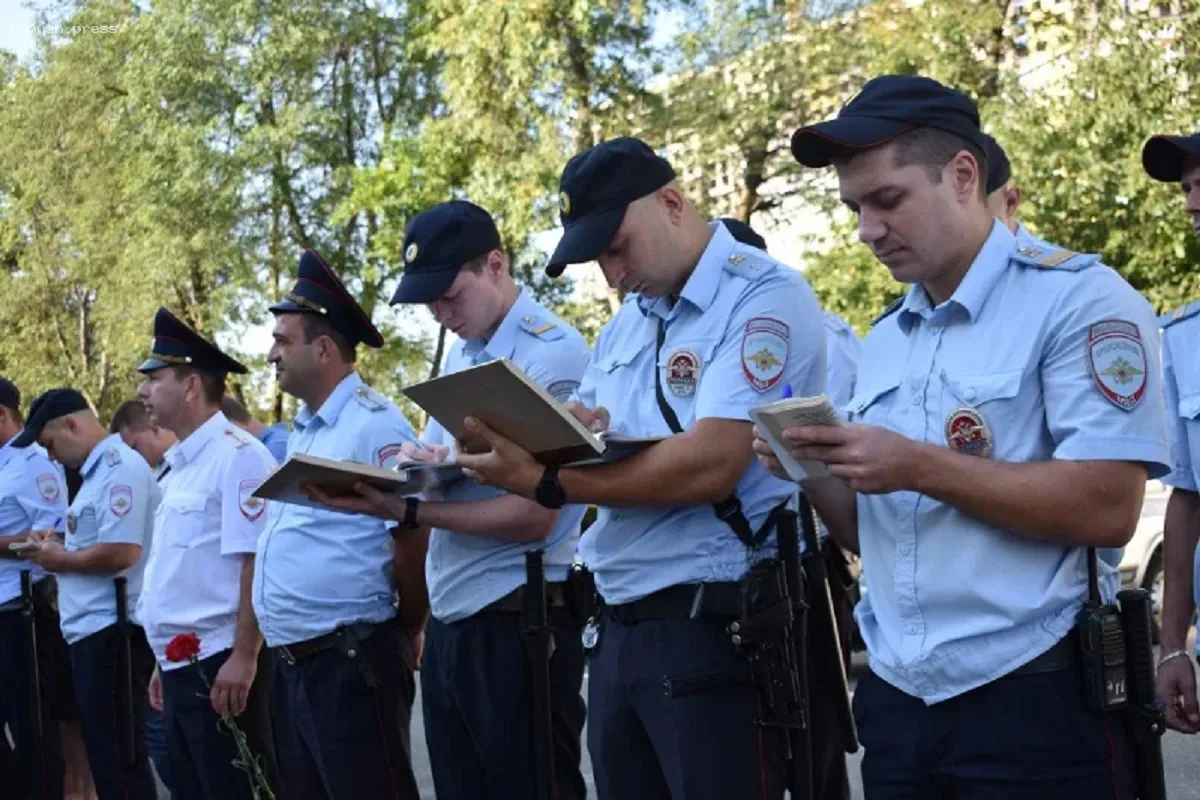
left=1160, top=298, right=1200, bottom=330
left=1011, top=243, right=1099, bottom=272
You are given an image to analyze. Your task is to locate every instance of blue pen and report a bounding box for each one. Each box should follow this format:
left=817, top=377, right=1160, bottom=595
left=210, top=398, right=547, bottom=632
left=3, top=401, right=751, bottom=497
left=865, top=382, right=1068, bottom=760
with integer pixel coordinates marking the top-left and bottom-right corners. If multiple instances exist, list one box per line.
left=781, top=383, right=793, bottom=399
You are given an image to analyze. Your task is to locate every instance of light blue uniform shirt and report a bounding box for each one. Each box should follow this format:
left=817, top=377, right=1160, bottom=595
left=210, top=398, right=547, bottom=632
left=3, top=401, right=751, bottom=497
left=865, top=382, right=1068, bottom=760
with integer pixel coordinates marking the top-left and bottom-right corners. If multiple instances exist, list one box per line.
left=258, top=423, right=290, bottom=464
left=823, top=311, right=861, bottom=412
left=848, top=221, right=1170, bottom=703
left=575, top=222, right=826, bottom=605
left=1159, top=297, right=1200, bottom=655
left=253, top=372, right=420, bottom=646
left=58, top=435, right=158, bottom=645
left=422, top=289, right=590, bottom=623
left=0, top=440, right=67, bottom=603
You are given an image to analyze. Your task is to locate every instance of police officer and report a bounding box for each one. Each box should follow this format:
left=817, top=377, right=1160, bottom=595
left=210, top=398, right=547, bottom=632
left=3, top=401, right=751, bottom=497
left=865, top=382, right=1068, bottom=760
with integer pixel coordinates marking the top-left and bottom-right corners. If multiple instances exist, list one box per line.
left=12, top=388, right=159, bottom=799
left=0, top=376, right=70, bottom=800
left=755, top=74, right=1169, bottom=797
left=135, top=308, right=281, bottom=800
left=721, top=216, right=857, bottom=800
left=452, top=137, right=827, bottom=799
left=1142, top=130, right=1200, bottom=734
left=310, top=200, right=591, bottom=799
left=252, top=248, right=425, bottom=800
left=220, top=397, right=289, bottom=464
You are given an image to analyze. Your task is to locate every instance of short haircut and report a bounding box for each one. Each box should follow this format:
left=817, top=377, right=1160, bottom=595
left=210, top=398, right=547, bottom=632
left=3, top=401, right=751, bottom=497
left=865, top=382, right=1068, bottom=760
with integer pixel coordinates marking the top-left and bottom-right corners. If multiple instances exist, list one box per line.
left=220, top=396, right=252, bottom=424
left=299, top=314, right=357, bottom=363
left=168, top=366, right=226, bottom=405
left=834, top=127, right=989, bottom=198
left=460, top=249, right=506, bottom=276
left=109, top=400, right=151, bottom=434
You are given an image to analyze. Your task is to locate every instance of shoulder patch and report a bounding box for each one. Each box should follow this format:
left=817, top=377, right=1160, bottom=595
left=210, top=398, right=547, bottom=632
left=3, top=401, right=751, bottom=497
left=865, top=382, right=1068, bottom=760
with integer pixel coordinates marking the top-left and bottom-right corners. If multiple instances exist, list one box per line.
left=223, top=429, right=251, bottom=448
left=238, top=479, right=266, bottom=521
left=518, top=315, right=566, bottom=341
left=36, top=473, right=61, bottom=503
left=352, top=385, right=387, bottom=412
left=722, top=249, right=778, bottom=280
left=1160, top=298, right=1200, bottom=330
left=109, top=485, right=133, bottom=518
left=871, top=297, right=904, bottom=326
left=105, top=447, right=122, bottom=467
left=742, top=317, right=790, bottom=393
left=1011, top=244, right=1099, bottom=272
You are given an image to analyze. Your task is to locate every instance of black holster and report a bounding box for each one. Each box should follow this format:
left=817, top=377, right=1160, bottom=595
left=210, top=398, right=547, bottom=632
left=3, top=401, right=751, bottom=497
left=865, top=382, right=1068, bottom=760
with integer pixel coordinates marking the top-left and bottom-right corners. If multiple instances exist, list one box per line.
left=1117, top=588, right=1166, bottom=800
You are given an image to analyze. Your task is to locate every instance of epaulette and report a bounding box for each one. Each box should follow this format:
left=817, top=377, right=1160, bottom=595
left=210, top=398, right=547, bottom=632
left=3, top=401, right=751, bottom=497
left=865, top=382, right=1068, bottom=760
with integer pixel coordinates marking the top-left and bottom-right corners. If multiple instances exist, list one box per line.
left=352, top=384, right=387, bottom=412
left=823, top=311, right=853, bottom=335
left=518, top=314, right=566, bottom=341
left=722, top=248, right=778, bottom=280
left=1011, top=243, right=1099, bottom=272
left=222, top=428, right=251, bottom=448
left=1160, top=298, right=1200, bottom=330
left=871, top=296, right=904, bottom=326
left=105, top=447, right=122, bottom=466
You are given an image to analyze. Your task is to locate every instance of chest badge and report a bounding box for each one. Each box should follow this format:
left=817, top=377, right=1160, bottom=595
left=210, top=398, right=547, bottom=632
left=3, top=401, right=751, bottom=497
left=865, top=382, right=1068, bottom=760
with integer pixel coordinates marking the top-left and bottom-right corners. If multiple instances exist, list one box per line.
left=665, top=348, right=701, bottom=396
left=1087, top=319, right=1147, bottom=411
left=66, top=513, right=77, bottom=535
left=110, top=485, right=133, bottom=518
left=944, top=407, right=993, bottom=458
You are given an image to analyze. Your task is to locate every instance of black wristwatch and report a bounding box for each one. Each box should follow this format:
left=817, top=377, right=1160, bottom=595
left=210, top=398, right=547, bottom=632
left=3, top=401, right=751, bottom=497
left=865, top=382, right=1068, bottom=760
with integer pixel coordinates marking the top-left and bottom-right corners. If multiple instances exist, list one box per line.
left=401, top=496, right=421, bottom=529
left=534, top=466, right=567, bottom=510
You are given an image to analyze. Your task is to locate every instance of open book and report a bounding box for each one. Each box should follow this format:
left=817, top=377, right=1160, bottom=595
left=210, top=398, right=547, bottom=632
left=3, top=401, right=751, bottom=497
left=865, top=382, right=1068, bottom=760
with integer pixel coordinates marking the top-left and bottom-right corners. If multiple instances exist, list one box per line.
left=402, top=358, right=664, bottom=467
left=252, top=453, right=463, bottom=513
left=749, top=394, right=841, bottom=482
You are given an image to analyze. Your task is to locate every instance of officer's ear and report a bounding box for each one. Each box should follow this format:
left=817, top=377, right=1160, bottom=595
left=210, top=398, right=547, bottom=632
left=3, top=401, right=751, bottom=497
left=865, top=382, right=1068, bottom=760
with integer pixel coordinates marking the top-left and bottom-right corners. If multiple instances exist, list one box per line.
left=657, top=183, right=686, bottom=226
left=483, top=249, right=508, bottom=281
left=947, top=149, right=983, bottom=204
left=1004, top=185, right=1022, bottom=219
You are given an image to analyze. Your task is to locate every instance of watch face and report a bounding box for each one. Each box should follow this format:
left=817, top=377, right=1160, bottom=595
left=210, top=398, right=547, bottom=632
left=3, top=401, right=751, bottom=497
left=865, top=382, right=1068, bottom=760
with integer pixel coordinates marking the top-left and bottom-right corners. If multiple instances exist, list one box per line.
left=537, top=472, right=566, bottom=509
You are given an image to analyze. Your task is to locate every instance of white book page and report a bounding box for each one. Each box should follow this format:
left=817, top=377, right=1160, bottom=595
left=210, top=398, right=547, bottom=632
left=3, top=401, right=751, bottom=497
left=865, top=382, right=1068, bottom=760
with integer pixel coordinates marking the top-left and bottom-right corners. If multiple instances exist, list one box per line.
left=749, top=394, right=841, bottom=482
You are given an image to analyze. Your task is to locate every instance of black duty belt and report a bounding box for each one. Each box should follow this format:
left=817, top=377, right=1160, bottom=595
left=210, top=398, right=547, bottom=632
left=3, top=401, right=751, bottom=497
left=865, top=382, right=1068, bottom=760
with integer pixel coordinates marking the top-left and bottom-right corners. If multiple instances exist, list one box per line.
left=278, top=618, right=392, bottom=665
left=606, top=582, right=743, bottom=624
left=481, top=581, right=568, bottom=615
left=1010, top=630, right=1079, bottom=677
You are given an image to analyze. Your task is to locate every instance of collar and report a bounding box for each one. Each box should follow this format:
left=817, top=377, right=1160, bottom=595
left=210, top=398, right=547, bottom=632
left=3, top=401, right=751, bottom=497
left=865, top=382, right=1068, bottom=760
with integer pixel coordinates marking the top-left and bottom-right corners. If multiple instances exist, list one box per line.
left=295, top=371, right=363, bottom=431
left=637, top=222, right=730, bottom=320
left=898, top=220, right=1015, bottom=332
left=462, top=288, right=534, bottom=363
left=80, top=433, right=123, bottom=478
left=0, top=438, right=14, bottom=470
left=165, top=410, right=229, bottom=468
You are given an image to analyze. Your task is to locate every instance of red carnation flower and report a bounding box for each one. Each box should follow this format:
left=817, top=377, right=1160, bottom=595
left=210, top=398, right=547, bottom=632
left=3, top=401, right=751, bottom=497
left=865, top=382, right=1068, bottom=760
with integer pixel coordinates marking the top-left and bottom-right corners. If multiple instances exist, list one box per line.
left=165, top=632, right=201, bottom=663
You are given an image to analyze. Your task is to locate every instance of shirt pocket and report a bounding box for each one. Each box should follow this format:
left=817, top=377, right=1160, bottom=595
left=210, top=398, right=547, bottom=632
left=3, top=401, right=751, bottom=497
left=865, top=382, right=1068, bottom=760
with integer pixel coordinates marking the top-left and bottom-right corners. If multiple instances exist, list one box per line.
left=66, top=507, right=98, bottom=551
left=158, top=491, right=212, bottom=550
left=1178, top=393, right=1200, bottom=423
left=938, top=369, right=1024, bottom=456
left=846, top=369, right=903, bottom=425
left=588, top=342, right=653, bottom=430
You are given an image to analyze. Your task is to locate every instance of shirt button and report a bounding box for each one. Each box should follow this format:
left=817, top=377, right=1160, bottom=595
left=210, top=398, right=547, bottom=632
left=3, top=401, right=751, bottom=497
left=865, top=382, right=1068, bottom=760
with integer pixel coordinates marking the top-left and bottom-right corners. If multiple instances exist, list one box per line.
left=898, top=544, right=912, bottom=556
left=906, top=625, right=919, bottom=634
left=911, top=395, right=921, bottom=406
left=964, top=388, right=977, bottom=402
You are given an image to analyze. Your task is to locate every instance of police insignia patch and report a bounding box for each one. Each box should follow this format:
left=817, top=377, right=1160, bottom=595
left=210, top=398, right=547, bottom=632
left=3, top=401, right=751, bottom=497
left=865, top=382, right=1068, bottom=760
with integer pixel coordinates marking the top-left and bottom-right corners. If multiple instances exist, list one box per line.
left=110, top=485, right=133, bottom=518
left=238, top=479, right=265, bottom=521
left=944, top=408, right=993, bottom=458
left=405, top=242, right=419, bottom=263
left=546, top=380, right=580, bottom=403
left=376, top=443, right=405, bottom=470
left=741, top=317, right=790, bottom=393
left=36, top=474, right=60, bottom=502
left=665, top=348, right=701, bottom=396
left=67, top=513, right=77, bottom=535
left=1087, top=319, right=1147, bottom=411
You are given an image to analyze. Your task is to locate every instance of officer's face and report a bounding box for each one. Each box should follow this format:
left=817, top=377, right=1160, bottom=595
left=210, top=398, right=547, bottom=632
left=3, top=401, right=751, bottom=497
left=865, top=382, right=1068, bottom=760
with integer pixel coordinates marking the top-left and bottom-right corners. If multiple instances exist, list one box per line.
left=836, top=143, right=978, bottom=285
left=427, top=254, right=508, bottom=341
left=1181, top=157, right=1200, bottom=236
left=268, top=314, right=318, bottom=398
left=596, top=188, right=688, bottom=298
left=37, top=418, right=85, bottom=469
left=136, top=368, right=190, bottom=433
left=117, top=424, right=170, bottom=469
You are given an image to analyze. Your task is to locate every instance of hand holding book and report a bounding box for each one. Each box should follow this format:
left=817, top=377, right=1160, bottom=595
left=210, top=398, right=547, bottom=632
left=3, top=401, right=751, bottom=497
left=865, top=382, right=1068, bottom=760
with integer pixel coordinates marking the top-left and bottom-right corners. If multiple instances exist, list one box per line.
left=749, top=387, right=842, bottom=482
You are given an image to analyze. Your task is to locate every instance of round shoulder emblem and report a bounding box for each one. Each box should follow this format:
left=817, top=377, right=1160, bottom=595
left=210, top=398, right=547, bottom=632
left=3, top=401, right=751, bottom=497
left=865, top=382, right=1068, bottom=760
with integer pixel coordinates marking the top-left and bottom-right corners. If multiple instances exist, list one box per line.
left=404, top=242, right=419, bottom=264
left=944, top=407, right=993, bottom=458
left=665, top=348, right=701, bottom=397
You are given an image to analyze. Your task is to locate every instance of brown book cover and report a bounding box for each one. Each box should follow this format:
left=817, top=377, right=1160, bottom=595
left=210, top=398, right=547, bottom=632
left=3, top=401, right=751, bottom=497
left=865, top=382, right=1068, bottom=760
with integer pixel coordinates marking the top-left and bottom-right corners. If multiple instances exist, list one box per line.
left=252, top=453, right=461, bottom=513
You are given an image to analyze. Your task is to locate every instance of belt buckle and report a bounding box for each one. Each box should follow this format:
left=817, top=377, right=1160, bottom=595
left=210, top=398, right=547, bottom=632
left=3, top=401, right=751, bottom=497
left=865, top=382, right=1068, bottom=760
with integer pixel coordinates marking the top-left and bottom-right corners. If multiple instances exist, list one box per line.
left=280, top=645, right=296, bottom=665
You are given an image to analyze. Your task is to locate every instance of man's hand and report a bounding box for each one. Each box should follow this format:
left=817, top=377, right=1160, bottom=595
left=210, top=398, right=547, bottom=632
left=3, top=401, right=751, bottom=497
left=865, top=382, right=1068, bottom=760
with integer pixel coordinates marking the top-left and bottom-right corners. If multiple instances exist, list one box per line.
left=780, top=423, right=925, bottom=494
left=453, top=418, right=543, bottom=496
left=210, top=650, right=257, bottom=718
left=751, top=426, right=790, bottom=482
left=148, top=667, right=163, bottom=712
left=1158, top=655, right=1200, bottom=734
left=303, top=481, right=405, bottom=520
left=400, top=442, right=450, bottom=464
left=565, top=402, right=610, bottom=434
left=19, top=534, right=69, bottom=571
left=410, top=629, right=425, bottom=670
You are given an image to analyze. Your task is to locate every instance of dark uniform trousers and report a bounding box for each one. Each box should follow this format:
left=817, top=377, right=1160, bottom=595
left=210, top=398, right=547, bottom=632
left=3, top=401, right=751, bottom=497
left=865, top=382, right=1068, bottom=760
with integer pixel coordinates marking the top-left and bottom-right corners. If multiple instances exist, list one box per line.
left=0, top=577, right=75, bottom=800
left=421, top=605, right=587, bottom=800
left=161, top=645, right=280, bottom=800
left=68, top=622, right=158, bottom=800
left=854, top=659, right=1137, bottom=799
left=588, top=612, right=789, bottom=800
left=273, top=617, right=421, bottom=800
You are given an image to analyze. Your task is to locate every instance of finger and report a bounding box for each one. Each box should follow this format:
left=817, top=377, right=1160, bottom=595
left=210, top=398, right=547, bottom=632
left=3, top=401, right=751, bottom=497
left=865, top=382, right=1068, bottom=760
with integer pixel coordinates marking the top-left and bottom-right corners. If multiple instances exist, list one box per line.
left=751, top=438, right=776, bottom=457
left=231, top=686, right=249, bottom=717
left=463, top=417, right=512, bottom=450
left=783, top=424, right=850, bottom=446
left=1165, top=703, right=1197, bottom=734
left=354, top=482, right=387, bottom=502
left=593, top=407, right=611, bottom=432
left=399, top=442, right=425, bottom=458
left=431, top=445, right=451, bottom=461
left=1182, top=683, right=1200, bottom=726
left=211, top=682, right=230, bottom=717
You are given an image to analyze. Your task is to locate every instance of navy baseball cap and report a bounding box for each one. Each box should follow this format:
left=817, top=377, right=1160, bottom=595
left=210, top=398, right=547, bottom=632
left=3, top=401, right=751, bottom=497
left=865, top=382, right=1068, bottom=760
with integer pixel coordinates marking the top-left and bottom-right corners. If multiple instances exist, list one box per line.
left=138, top=308, right=249, bottom=376
left=546, top=137, right=677, bottom=278
left=12, top=388, right=90, bottom=448
left=718, top=218, right=767, bottom=251
left=981, top=133, right=1011, bottom=195
left=791, top=75, right=985, bottom=168
left=391, top=201, right=503, bottom=304
left=270, top=249, right=384, bottom=348
left=1142, top=133, right=1200, bottom=182
left=0, top=377, right=19, bottom=413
